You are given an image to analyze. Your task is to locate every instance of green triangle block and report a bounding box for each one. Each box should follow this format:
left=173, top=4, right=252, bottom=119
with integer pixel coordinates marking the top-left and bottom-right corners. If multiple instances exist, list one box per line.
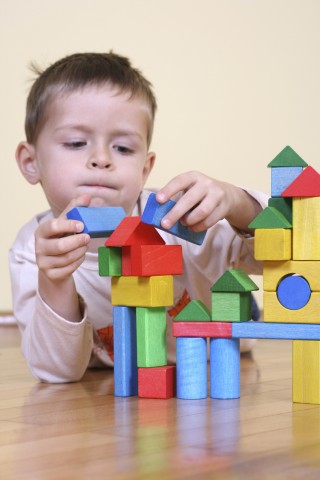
left=211, top=269, right=259, bottom=293
left=248, top=207, right=292, bottom=229
left=268, top=197, right=292, bottom=223
left=174, top=299, right=211, bottom=321
left=267, top=146, right=308, bottom=168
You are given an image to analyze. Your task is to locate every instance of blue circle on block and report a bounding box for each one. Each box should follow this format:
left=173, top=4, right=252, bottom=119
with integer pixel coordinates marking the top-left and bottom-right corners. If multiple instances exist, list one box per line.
left=277, top=275, right=311, bottom=310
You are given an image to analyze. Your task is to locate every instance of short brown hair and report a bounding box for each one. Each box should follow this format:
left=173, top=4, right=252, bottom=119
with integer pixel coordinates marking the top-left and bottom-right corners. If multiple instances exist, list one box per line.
left=25, top=52, right=157, bottom=145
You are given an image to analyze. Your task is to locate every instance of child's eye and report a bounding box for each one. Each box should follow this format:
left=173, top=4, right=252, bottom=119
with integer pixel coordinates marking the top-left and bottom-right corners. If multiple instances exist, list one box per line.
left=63, top=141, right=87, bottom=149
left=113, top=145, right=134, bottom=155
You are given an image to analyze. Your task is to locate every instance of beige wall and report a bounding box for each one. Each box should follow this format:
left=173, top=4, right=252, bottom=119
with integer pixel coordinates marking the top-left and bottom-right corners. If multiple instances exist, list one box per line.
left=2, top=0, right=320, bottom=310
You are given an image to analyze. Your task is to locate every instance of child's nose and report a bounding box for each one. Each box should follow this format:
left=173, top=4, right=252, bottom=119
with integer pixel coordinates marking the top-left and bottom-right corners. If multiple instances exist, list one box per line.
left=89, top=147, right=112, bottom=169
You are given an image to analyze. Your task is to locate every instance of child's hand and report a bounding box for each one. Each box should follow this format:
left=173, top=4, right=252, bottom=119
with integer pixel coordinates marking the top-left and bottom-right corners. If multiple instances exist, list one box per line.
left=35, top=195, right=91, bottom=281
left=35, top=195, right=91, bottom=322
left=156, top=171, right=261, bottom=233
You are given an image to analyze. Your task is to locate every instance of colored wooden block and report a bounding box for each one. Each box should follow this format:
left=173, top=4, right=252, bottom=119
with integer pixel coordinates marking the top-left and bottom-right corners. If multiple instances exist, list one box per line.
left=111, top=275, right=174, bottom=307
left=263, top=291, right=320, bottom=324
left=263, top=260, right=320, bottom=292
left=66, top=206, right=126, bottom=237
left=293, top=340, right=320, bottom=404
left=277, top=275, right=311, bottom=310
left=136, top=307, right=167, bottom=367
left=172, top=321, right=232, bottom=338
left=98, top=246, right=122, bottom=276
left=174, top=299, right=211, bottom=322
left=105, top=216, right=165, bottom=247
left=232, top=321, right=320, bottom=340
left=138, top=366, right=176, bottom=399
left=268, top=197, right=292, bottom=223
left=176, top=337, right=207, bottom=399
left=211, top=269, right=259, bottom=293
left=267, top=146, right=308, bottom=168
left=210, top=338, right=240, bottom=399
left=270, top=167, right=303, bottom=197
left=282, top=166, right=320, bottom=197
left=113, top=306, right=138, bottom=397
left=141, top=193, right=206, bottom=245
left=211, top=292, right=252, bottom=322
left=122, top=244, right=183, bottom=276
left=248, top=207, right=292, bottom=229
left=254, top=229, right=292, bottom=261
left=292, top=197, right=320, bottom=260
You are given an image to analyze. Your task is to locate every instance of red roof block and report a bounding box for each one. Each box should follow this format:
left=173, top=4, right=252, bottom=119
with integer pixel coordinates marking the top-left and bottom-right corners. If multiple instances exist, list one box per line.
left=282, top=166, right=320, bottom=197
left=105, top=216, right=165, bottom=246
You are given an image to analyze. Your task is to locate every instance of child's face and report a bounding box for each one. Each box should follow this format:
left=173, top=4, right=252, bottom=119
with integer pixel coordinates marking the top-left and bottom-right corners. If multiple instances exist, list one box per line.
left=18, top=85, right=155, bottom=217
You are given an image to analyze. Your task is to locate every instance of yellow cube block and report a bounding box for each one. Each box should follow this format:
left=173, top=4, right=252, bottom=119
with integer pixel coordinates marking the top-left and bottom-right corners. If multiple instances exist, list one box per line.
left=111, top=275, right=174, bottom=307
left=254, top=229, right=291, bottom=261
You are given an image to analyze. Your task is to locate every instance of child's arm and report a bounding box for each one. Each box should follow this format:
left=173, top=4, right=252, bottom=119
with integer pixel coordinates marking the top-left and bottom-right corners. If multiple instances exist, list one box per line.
left=35, top=195, right=91, bottom=322
left=156, top=171, right=262, bottom=234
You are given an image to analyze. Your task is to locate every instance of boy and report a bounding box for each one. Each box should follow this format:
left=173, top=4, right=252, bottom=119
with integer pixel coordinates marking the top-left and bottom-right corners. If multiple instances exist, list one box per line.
left=10, top=52, right=266, bottom=383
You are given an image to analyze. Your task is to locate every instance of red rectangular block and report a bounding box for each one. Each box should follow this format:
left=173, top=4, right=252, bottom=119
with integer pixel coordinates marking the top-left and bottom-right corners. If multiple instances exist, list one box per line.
left=122, top=244, right=183, bottom=276
left=172, top=322, right=232, bottom=338
left=138, top=366, right=176, bottom=399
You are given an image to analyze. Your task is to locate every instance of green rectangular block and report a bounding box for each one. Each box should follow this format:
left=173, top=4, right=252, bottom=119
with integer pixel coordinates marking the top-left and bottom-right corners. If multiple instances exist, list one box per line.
left=98, top=246, right=122, bottom=276
left=136, top=307, right=167, bottom=367
left=211, top=292, right=251, bottom=322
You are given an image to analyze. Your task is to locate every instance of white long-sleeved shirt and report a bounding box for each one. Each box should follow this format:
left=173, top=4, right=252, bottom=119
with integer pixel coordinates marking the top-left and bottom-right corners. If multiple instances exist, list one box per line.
left=9, top=188, right=267, bottom=383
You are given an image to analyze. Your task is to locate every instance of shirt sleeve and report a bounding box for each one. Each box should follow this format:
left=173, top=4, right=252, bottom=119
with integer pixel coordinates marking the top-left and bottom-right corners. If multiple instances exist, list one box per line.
left=9, top=215, right=93, bottom=383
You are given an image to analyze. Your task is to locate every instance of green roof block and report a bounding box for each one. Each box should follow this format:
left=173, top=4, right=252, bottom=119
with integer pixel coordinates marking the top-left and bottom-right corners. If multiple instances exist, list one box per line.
left=211, top=269, right=259, bottom=293
left=248, top=207, right=292, bottom=229
left=174, top=299, right=211, bottom=321
left=267, top=146, right=308, bottom=168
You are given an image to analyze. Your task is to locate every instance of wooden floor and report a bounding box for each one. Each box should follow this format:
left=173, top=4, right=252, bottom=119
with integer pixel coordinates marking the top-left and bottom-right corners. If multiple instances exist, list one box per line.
left=2, top=326, right=320, bottom=480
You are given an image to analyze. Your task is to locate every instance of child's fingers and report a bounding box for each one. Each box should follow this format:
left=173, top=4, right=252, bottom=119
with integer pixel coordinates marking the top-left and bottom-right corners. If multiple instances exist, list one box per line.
left=60, top=194, right=92, bottom=219
left=36, top=231, right=90, bottom=257
left=156, top=172, right=198, bottom=204
left=37, top=243, right=89, bottom=272
left=36, top=217, right=86, bottom=240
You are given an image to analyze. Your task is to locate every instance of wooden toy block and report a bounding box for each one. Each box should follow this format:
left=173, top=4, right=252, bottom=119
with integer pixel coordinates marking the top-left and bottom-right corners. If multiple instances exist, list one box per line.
left=254, top=229, right=292, bottom=261
left=172, top=321, right=232, bottom=338
left=277, top=275, right=311, bottom=310
left=66, top=206, right=126, bottom=237
left=136, top=307, right=167, bottom=367
left=263, top=260, right=320, bottom=292
left=210, top=338, right=240, bottom=399
left=268, top=197, right=292, bottom=223
left=211, top=292, right=252, bottom=321
left=111, top=275, right=174, bottom=307
left=105, top=216, right=165, bottom=247
left=98, top=246, right=122, bottom=276
left=270, top=167, right=303, bottom=197
left=282, top=166, right=320, bottom=197
left=174, top=299, right=211, bottom=322
left=293, top=340, right=320, bottom=404
left=263, top=291, right=320, bottom=323
left=138, top=366, right=176, bottom=399
left=232, top=321, right=320, bottom=340
left=121, top=244, right=183, bottom=276
left=113, top=306, right=138, bottom=397
left=267, top=145, right=308, bottom=168
left=211, top=269, right=259, bottom=293
left=248, top=207, right=292, bottom=229
left=176, top=337, right=207, bottom=399
left=292, top=197, right=320, bottom=260
left=141, top=192, right=206, bottom=245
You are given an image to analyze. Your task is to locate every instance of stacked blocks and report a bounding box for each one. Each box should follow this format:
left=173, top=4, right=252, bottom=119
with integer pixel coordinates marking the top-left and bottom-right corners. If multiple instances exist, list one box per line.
left=102, top=216, right=183, bottom=398
left=173, top=270, right=258, bottom=400
left=248, top=146, right=320, bottom=404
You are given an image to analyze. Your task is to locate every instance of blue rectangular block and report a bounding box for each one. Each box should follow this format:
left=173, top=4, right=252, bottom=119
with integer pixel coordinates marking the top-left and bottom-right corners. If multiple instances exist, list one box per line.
left=67, top=206, right=126, bottom=238
left=113, top=306, right=138, bottom=397
left=232, top=321, right=320, bottom=340
left=141, top=193, right=206, bottom=245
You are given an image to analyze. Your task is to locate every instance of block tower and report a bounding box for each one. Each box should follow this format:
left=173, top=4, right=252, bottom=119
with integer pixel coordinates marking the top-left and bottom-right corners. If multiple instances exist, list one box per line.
left=249, top=145, right=320, bottom=404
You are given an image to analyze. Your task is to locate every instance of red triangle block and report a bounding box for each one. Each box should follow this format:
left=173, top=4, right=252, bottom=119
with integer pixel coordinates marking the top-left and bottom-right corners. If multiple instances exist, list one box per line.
left=282, top=166, right=320, bottom=197
left=105, top=216, right=165, bottom=246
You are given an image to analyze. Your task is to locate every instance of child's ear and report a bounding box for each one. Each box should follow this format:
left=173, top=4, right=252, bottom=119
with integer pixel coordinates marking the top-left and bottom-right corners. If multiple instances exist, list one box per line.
left=142, top=152, right=156, bottom=183
left=15, top=141, right=40, bottom=185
